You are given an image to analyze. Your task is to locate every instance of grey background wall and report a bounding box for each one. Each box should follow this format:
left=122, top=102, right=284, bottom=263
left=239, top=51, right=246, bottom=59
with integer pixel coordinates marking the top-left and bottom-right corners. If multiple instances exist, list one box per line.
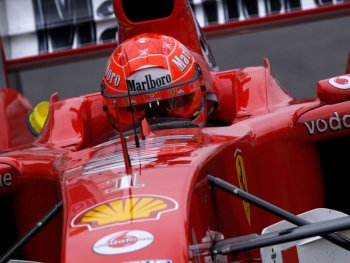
left=0, top=49, right=5, bottom=87
left=209, top=15, right=350, bottom=99
left=2, top=15, right=350, bottom=105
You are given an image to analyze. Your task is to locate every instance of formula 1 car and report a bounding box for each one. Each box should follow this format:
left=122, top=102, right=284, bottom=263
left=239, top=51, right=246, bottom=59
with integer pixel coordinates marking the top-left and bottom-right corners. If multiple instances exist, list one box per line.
left=1, top=0, right=350, bottom=262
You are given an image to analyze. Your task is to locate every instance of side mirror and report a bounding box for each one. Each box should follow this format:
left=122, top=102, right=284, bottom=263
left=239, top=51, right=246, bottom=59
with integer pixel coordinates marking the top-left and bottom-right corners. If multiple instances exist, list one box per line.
left=317, top=74, right=350, bottom=104
left=26, top=101, right=50, bottom=136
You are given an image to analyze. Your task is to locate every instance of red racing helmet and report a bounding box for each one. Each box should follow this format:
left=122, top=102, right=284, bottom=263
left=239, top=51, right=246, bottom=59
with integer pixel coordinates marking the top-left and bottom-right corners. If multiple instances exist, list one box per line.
left=101, top=33, right=207, bottom=132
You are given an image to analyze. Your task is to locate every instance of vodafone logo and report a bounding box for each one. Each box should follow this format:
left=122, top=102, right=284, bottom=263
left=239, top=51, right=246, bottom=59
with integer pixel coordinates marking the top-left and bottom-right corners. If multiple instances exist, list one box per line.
left=303, top=112, right=350, bottom=135
left=93, top=230, right=153, bottom=255
left=328, top=75, right=350, bottom=90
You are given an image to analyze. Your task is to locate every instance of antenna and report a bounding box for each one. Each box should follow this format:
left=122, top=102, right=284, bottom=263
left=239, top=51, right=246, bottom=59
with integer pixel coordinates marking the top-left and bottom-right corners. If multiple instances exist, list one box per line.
left=140, top=121, right=146, bottom=140
left=126, top=83, right=140, bottom=148
left=114, top=103, right=132, bottom=174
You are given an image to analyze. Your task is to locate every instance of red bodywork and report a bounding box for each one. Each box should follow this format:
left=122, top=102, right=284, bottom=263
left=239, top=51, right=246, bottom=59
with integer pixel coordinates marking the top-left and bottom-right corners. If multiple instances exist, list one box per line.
left=0, top=88, right=34, bottom=149
left=0, top=39, right=34, bottom=149
left=1, top=1, right=350, bottom=262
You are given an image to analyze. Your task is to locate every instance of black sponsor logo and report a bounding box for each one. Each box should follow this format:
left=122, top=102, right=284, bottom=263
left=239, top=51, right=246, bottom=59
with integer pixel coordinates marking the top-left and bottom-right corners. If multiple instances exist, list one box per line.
left=127, top=74, right=172, bottom=92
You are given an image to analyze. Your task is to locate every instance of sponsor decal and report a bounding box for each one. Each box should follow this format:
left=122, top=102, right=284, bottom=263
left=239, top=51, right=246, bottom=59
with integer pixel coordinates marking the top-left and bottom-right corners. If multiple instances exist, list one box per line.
left=169, top=89, right=176, bottom=97
left=328, top=75, right=350, bottom=90
left=143, top=92, right=162, bottom=103
left=124, top=260, right=172, bottom=263
left=93, top=230, right=153, bottom=255
left=234, top=149, right=251, bottom=226
left=104, top=61, right=121, bottom=88
left=72, top=195, right=178, bottom=230
left=0, top=173, right=13, bottom=188
left=303, top=112, right=350, bottom=135
left=177, top=89, right=185, bottom=96
left=172, top=47, right=192, bottom=72
left=103, top=173, right=144, bottom=194
left=127, top=68, right=172, bottom=92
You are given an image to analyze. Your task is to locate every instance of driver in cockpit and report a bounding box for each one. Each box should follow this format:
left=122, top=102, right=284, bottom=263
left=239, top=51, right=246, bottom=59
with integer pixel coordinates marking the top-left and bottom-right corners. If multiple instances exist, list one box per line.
left=100, top=33, right=214, bottom=132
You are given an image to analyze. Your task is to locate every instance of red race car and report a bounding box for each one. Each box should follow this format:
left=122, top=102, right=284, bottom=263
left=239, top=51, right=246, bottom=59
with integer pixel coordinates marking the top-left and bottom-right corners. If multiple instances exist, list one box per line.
left=1, top=0, right=350, bottom=262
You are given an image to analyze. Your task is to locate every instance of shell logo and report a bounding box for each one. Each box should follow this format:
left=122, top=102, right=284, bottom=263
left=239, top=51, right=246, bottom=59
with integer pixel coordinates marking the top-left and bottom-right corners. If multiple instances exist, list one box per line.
left=72, top=195, right=178, bottom=230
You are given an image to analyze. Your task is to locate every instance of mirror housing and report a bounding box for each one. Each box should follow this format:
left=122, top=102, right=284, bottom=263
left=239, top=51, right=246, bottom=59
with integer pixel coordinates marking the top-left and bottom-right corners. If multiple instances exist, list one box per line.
left=317, top=74, right=350, bottom=104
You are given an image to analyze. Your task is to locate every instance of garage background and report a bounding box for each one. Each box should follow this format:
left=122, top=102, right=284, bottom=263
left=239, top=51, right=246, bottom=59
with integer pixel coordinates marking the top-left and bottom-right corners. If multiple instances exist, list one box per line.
left=0, top=1, right=350, bottom=106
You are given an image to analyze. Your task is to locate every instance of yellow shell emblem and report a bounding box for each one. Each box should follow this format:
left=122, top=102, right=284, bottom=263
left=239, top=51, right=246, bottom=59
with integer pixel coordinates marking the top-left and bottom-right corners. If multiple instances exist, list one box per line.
left=72, top=195, right=178, bottom=230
